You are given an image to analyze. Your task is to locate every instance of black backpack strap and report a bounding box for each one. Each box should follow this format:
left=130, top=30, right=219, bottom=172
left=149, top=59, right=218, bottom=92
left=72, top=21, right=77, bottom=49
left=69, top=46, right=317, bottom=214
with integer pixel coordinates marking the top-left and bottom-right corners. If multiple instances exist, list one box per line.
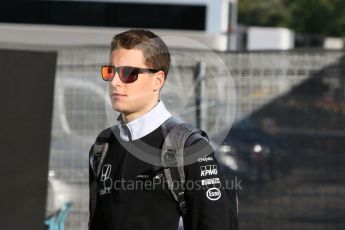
left=161, top=120, right=208, bottom=215
left=89, top=127, right=115, bottom=225
left=90, top=127, right=114, bottom=175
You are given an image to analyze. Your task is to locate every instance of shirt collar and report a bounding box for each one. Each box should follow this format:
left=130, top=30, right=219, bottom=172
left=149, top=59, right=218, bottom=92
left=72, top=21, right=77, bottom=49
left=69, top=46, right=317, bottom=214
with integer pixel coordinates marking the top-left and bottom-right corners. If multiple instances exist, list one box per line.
left=116, top=100, right=172, bottom=141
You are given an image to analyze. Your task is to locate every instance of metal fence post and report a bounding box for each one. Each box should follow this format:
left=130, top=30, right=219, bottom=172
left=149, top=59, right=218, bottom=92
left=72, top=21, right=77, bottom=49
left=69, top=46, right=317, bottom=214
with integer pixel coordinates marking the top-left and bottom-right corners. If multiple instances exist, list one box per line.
left=194, top=62, right=207, bottom=130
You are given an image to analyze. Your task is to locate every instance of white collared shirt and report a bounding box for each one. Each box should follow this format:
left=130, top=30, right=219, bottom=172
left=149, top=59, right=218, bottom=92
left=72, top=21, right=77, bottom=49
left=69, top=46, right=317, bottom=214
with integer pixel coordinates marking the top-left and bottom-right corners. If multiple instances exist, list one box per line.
left=116, top=100, right=172, bottom=141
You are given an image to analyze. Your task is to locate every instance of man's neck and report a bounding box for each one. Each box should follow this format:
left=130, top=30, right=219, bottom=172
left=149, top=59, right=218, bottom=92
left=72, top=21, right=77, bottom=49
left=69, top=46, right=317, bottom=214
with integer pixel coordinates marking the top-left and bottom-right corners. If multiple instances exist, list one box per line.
left=121, top=99, right=159, bottom=123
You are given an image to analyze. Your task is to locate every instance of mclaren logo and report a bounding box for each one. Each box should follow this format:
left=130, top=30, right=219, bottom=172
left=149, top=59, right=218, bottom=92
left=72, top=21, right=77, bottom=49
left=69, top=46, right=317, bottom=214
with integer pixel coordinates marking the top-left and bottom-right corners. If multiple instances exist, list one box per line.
left=200, top=165, right=218, bottom=176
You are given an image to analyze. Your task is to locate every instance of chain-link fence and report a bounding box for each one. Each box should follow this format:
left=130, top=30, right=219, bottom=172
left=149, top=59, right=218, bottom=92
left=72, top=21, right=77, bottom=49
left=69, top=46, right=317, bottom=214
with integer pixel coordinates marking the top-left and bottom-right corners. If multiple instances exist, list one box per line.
left=46, top=47, right=345, bottom=230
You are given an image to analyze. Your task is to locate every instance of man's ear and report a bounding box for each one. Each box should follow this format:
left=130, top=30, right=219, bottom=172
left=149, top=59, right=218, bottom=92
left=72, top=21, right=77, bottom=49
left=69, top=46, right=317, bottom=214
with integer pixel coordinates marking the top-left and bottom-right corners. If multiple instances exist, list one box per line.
left=152, top=70, right=165, bottom=91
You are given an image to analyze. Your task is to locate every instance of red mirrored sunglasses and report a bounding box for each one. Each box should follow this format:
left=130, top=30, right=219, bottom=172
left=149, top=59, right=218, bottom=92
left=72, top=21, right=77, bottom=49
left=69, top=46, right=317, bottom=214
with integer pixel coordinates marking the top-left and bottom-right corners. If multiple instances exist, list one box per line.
left=101, top=65, right=159, bottom=83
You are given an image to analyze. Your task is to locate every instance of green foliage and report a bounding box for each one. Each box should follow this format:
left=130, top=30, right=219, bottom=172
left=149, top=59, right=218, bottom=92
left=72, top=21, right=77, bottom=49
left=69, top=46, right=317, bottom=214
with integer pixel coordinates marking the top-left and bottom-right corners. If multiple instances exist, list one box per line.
left=238, top=0, right=345, bottom=36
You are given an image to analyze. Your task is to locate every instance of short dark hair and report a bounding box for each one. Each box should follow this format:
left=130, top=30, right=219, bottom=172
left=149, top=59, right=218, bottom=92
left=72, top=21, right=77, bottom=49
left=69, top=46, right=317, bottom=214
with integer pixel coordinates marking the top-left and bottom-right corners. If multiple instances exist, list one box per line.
left=111, top=29, right=171, bottom=79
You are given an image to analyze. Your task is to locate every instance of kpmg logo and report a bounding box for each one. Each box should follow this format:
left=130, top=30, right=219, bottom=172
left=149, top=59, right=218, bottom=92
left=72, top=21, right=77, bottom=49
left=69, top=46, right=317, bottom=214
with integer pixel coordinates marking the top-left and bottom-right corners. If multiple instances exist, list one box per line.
left=200, top=165, right=218, bottom=177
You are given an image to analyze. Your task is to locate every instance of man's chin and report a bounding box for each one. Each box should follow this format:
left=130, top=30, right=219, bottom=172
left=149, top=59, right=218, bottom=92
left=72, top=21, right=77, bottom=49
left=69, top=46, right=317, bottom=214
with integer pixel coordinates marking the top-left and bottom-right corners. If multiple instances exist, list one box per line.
left=111, top=104, right=129, bottom=114
left=110, top=102, right=120, bottom=110
left=112, top=106, right=123, bottom=113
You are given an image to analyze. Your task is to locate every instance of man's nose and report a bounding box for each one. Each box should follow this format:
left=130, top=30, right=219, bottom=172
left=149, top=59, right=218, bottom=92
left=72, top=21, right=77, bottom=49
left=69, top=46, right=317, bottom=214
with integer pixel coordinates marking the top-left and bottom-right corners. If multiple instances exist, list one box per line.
left=110, top=71, right=122, bottom=86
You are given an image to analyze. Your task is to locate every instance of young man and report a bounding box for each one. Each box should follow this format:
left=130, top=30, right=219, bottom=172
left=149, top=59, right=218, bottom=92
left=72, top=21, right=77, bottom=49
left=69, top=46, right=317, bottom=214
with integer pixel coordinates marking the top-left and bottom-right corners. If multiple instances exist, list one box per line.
left=89, top=29, right=238, bottom=230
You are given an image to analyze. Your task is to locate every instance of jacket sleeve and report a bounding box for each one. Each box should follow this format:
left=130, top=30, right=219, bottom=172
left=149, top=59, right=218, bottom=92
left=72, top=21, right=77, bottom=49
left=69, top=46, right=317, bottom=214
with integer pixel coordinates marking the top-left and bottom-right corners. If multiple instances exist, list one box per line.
left=182, top=135, right=238, bottom=230
left=88, top=145, right=106, bottom=230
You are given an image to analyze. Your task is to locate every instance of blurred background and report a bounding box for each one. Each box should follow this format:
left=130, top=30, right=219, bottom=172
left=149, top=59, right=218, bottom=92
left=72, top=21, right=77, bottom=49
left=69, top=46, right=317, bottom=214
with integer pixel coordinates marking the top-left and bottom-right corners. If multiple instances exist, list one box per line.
left=0, top=0, right=345, bottom=229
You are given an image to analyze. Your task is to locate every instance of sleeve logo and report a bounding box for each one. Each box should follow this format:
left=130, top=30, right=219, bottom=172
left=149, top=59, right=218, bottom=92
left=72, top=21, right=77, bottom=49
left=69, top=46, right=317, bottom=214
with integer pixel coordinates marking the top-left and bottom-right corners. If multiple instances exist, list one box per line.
left=206, top=188, right=221, bottom=201
left=99, top=164, right=112, bottom=195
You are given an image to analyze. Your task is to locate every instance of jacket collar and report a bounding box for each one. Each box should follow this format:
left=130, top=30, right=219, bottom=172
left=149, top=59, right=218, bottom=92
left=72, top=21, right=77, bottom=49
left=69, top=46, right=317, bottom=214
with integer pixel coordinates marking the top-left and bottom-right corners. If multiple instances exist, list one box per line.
left=116, top=100, right=172, bottom=141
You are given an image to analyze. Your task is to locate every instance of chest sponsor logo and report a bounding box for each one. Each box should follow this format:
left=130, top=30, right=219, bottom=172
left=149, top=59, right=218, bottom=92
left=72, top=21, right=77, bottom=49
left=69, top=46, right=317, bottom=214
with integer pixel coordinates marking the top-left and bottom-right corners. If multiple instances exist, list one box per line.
left=200, top=165, right=218, bottom=177
left=197, top=156, right=213, bottom=163
left=201, top=177, right=221, bottom=186
left=136, top=174, right=150, bottom=179
left=99, top=164, right=112, bottom=195
left=206, top=188, right=222, bottom=201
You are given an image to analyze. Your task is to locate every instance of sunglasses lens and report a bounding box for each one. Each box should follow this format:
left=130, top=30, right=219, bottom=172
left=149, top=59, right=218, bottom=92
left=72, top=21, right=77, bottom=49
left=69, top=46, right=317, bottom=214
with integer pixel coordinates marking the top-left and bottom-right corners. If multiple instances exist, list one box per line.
left=120, top=67, right=138, bottom=83
left=101, top=66, right=114, bottom=81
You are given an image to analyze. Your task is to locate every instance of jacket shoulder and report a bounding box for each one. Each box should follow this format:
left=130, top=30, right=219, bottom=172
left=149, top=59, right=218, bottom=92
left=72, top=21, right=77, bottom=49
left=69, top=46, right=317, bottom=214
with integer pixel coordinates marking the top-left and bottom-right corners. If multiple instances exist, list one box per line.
left=95, top=126, right=117, bottom=142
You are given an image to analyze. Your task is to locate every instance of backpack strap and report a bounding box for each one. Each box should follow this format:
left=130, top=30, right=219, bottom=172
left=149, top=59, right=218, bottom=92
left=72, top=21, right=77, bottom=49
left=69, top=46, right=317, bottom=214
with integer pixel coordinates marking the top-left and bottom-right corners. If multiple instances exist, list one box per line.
left=90, top=127, right=115, bottom=176
left=161, top=121, right=208, bottom=215
left=89, top=127, right=115, bottom=224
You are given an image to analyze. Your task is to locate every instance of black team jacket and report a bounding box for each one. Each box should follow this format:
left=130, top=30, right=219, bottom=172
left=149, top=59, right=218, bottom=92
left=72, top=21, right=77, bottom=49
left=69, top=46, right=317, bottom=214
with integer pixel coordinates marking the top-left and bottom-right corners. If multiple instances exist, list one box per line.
left=89, top=101, right=238, bottom=230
